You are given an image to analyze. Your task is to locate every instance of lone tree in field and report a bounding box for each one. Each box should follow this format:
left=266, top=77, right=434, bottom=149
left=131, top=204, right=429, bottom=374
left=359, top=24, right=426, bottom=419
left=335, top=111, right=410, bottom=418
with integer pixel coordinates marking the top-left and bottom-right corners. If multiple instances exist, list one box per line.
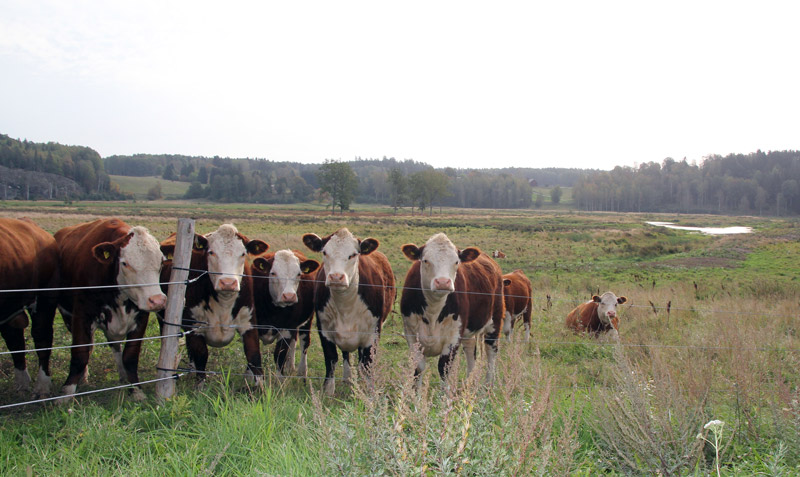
left=317, top=159, right=358, bottom=214
left=410, top=169, right=450, bottom=216
left=388, top=168, right=408, bottom=213
left=550, top=185, right=563, bottom=204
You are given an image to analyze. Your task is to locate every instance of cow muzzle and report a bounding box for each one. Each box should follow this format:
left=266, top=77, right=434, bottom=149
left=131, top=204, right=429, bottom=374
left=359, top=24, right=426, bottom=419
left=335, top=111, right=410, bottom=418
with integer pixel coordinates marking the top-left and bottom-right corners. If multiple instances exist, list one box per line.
left=217, top=277, right=240, bottom=292
left=432, top=277, right=453, bottom=292
left=326, top=273, right=348, bottom=288
left=277, top=291, right=298, bottom=306
left=145, top=293, right=167, bottom=312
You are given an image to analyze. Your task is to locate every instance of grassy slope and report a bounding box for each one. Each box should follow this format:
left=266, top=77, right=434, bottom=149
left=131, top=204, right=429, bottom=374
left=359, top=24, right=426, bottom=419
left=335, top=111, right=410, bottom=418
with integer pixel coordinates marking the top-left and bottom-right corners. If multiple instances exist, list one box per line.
left=0, top=203, right=798, bottom=474
left=109, top=175, right=190, bottom=199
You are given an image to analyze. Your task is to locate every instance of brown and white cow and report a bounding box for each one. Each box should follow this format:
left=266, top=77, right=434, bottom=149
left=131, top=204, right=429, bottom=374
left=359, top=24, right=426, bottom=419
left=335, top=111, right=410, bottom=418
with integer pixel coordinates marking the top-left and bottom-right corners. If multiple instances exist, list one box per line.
left=501, top=269, right=533, bottom=341
left=492, top=250, right=506, bottom=259
left=400, top=233, right=504, bottom=386
left=55, top=218, right=167, bottom=401
left=302, top=228, right=396, bottom=395
left=160, top=224, right=268, bottom=385
left=565, top=292, right=627, bottom=339
left=251, top=250, right=319, bottom=380
left=0, top=218, right=59, bottom=396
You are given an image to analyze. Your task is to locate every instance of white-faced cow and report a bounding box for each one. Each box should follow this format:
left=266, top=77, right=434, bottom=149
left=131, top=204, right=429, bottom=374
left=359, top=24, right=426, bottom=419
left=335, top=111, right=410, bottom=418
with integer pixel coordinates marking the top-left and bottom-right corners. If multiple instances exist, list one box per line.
left=302, top=228, right=396, bottom=395
left=160, top=224, right=269, bottom=385
left=501, top=269, right=533, bottom=341
left=566, top=292, right=627, bottom=339
left=0, top=218, right=59, bottom=396
left=400, top=233, right=504, bottom=387
left=55, top=218, right=167, bottom=401
left=492, top=250, right=506, bottom=259
left=251, top=250, right=319, bottom=380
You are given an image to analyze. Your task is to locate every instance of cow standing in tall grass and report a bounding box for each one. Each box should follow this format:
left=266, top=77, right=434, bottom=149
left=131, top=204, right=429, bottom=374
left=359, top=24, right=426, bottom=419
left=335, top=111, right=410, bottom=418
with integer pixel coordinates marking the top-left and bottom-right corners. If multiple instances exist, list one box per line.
left=302, top=228, right=396, bottom=395
left=501, top=269, right=533, bottom=341
left=400, top=233, right=505, bottom=387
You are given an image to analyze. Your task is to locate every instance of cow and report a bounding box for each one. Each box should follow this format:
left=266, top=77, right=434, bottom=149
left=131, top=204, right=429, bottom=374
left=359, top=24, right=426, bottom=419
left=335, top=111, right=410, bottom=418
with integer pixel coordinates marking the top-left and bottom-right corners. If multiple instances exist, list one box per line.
left=250, top=250, right=320, bottom=380
left=55, top=218, right=167, bottom=401
left=565, top=292, right=627, bottom=339
left=400, top=233, right=504, bottom=388
left=492, top=250, right=506, bottom=259
left=160, top=224, right=269, bottom=386
left=501, top=269, right=533, bottom=341
left=0, top=218, right=59, bottom=396
left=302, top=228, right=396, bottom=395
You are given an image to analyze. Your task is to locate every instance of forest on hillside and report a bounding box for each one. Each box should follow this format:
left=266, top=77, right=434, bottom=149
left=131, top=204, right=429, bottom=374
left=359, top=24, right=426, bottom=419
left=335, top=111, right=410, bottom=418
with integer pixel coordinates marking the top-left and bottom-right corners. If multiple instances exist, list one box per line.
left=572, top=150, right=800, bottom=215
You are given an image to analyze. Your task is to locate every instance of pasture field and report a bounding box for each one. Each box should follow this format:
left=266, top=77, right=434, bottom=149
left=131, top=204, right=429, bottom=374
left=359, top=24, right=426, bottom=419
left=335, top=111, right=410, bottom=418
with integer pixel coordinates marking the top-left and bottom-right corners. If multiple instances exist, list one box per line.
left=1, top=200, right=800, bottom=475
left=109, top=175, right=191, bottom=199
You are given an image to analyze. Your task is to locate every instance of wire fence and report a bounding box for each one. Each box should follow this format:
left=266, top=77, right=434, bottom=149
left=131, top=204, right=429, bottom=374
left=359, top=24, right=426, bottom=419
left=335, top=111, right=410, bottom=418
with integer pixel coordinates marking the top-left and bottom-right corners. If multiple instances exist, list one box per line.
left=0, top=266, right=797, bottom=410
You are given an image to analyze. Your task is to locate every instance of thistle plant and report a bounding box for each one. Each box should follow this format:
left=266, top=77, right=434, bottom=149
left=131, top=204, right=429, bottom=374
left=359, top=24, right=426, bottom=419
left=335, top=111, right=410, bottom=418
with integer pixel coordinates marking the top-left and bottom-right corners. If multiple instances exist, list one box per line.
left=698, top=419, right=725, bottom=476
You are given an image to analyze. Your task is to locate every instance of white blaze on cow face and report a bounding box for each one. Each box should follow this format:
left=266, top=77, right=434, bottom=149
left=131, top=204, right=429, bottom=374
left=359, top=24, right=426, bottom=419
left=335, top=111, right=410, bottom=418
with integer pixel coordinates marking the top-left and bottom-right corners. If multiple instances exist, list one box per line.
left=205, top=224, right=248, bottom=293
left=262, top=250, right=319, bottom=307
left=318, top=229, right=361, bottom=289
left=593, top=292, right=627, bottom=325
left=116, top=227, right=167, bottom=312
left=419, top=233, right=460, bottom=293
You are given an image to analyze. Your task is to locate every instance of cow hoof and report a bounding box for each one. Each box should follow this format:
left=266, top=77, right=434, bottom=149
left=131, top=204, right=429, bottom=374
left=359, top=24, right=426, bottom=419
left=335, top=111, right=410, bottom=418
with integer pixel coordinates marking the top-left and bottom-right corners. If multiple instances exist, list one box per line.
left=129, top=387, right=146, bottom=402
left=194, top=380, right=207, bottom=391
left=57, top=385, right=78, bottom=405
left=323, top=379, right=335, bottom=396
left=14, top=368, right=32, bottom=394
left=32, top=370, right=53, bottom=398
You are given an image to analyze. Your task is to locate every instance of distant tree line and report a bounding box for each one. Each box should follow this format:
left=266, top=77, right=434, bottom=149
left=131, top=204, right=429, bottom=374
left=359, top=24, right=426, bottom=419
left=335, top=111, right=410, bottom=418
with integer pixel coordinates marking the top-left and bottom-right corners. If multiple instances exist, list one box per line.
left=573, top=150, right=800, bottom=215
left=0, top=134, right=123, bottom=199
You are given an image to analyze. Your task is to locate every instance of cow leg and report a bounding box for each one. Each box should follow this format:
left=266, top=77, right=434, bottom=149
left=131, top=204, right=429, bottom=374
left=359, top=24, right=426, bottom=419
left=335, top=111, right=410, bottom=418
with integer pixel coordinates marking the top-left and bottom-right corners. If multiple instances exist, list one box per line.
left=0, top=322, right=31, bottom=394
left=502, top=311, right=514, bottom=340
left=241, top=329, right=263, bottom=384
left=296, top=325, right=311, bottom=380
left=186, top=332, right=209, bottom=387
left=118, top=312, right=149, bottom=401
left=284, top=332, right=297, bottom=374
left=484, top=317, right=502, bottom=387
left=60, top=311, right=94, bottom=402
left=437, top=344, right=459, bottom=380
left=318, top=328, right=339, bottom=396
left=462, top=336, right=478, bottom=375
left=31, top=295, right=56, bottom=397
left=342, top=351, right=352, bottom=383
left=273, top=338, right=290, bottom=379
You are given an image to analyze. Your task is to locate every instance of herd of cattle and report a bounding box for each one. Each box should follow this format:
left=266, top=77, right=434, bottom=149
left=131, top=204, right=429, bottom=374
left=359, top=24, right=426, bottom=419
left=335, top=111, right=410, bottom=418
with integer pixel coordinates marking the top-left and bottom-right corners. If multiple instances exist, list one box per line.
left=0, top=217, right=626, bottom=402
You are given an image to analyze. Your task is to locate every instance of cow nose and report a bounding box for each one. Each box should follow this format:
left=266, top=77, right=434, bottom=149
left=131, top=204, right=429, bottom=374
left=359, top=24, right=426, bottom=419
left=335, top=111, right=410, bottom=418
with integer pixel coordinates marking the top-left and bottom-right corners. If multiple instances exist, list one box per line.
left=280, top=292, right=297, bottom=304
left=433, top=278, right=452, bottom=290
left=218, top=278, right=238, bottom=291
left=328, top=273, right=346, bottom=284
left=148, top=294, right=167, bottom=311
left=607, top=310, right=616, bottom=318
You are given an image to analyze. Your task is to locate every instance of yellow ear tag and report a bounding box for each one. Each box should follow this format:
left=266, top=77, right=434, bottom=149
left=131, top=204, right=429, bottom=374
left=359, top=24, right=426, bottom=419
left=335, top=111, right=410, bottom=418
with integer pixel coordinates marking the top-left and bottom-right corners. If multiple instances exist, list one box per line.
left=104, top=251, right=110, bottom=260
left=167, top=253, right=173, bottom=260
left=194, top=237, right=203, bottom=249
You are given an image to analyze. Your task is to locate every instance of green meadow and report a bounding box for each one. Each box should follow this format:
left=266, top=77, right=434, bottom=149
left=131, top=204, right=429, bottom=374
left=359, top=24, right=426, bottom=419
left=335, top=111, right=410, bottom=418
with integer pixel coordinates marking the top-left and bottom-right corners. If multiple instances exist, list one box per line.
left=1, top=200, right=799, bottom=475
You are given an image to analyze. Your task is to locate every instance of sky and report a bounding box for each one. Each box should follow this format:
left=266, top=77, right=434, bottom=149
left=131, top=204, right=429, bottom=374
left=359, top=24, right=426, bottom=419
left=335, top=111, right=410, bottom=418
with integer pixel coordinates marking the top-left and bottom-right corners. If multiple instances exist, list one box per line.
left=1, top=1, right=798, bottom=171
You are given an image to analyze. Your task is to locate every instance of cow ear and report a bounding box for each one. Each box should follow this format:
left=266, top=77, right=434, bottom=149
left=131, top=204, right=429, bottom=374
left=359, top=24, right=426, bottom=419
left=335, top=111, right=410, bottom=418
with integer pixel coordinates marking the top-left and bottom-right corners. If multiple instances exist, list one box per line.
left=193, top=234, right=208, bottom=252
left=92, top=243, right=117, bottom=264
left=252, top=257, right=269, bottom=272
left=617, top=296, right=627, bottom=304
left=503, top=278, right=512, bottom=287
left=459, top=247, right=481, bottom=263
left=160, top=244, right=175, bottom=261
left=401, top=244, right=421, bottom=261
left=592, top=295, right=602, bottom=303
left=301, top=259, right=320, bottom=275
left=360, top=238, right=379, bottom=255
left=303, top=234, right=323, bottom=252
left=246, top=239, right=269, bottom=255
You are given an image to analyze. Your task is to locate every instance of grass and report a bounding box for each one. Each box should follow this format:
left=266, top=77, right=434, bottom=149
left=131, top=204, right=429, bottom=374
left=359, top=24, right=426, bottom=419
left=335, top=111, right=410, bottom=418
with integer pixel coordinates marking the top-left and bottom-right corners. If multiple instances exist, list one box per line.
left=1, top=202, right=799, bottom=474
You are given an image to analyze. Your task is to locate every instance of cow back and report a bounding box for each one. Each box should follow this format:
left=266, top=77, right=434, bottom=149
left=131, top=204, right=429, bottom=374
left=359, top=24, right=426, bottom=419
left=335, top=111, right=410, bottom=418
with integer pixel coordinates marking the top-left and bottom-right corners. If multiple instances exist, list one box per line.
left=566, top=301, right=604, bottom=333
left=56, top=218, right=131, bottom=288
left=503, top=269, right=532, bottom=316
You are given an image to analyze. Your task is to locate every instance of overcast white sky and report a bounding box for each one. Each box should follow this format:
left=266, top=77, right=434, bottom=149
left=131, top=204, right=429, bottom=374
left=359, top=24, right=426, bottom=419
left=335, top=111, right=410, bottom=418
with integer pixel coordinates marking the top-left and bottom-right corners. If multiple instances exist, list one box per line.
left=1, top=1, right=798, bottom=170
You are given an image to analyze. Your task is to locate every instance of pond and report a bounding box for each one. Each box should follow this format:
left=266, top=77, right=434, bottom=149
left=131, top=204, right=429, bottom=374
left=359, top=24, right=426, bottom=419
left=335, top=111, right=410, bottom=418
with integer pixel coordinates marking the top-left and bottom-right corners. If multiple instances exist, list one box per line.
left=646, top=221, right=753, bottom=235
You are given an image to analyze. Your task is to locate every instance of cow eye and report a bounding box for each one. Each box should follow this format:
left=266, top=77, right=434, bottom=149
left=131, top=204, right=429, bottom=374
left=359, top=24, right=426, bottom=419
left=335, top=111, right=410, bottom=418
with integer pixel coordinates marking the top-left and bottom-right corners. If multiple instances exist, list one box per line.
left=422, top=259, right=429, bottom=264
left=121, top=261, right=128, bottom=267
left=208, top=250, right=215, bottom=255
left=348, top=253, right=357, bottom=260
left=322, top=251, right=327, bottom=256
left=270, top=272, right=276, bottom=277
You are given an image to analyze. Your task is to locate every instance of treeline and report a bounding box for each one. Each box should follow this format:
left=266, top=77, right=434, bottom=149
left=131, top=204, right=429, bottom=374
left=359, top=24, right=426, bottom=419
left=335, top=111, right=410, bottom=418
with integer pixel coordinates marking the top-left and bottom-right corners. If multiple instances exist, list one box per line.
left=573, top=150, right=800, bottom=215
left=0, top=134, right=122, bottom=199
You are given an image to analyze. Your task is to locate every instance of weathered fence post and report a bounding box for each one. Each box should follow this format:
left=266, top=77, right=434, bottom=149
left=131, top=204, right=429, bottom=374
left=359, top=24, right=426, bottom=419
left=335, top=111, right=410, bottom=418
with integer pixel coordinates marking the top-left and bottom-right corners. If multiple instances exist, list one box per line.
left=155, top=218, right=194, bottom=401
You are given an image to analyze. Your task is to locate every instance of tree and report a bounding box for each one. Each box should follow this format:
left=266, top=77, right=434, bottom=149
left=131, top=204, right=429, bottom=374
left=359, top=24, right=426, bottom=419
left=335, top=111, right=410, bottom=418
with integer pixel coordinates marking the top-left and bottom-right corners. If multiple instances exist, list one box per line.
left=388, top=168, right=408, bottom=213
left=198, top=166, right=209, bottom=184
left=409, top=169, right=450, bottom=215
left=147, top=182, right=163, bottom=200
left=550, top=185, right=563, bottom=204
left=317, top=160, right=358, bottom=214
left=534, top=193, right=544, bottom=208
left=162, top=163, right=177, bottom=181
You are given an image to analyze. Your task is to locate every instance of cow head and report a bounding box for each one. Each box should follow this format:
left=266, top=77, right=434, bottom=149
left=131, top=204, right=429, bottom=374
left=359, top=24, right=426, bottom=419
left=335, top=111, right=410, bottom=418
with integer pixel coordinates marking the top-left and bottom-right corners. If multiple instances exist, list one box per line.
left=92, top=226, right=167, bottom=312
left=159, top=233, right=210, bottom=264
left=401, top=233, right=480, bottom=294
left=204, top=224, right=268, bottom=293
left=303, top=228, right=378, bottom=289
left=592, top=292, right=627, bottom=328
left=253, top=250, right=320, bottom=307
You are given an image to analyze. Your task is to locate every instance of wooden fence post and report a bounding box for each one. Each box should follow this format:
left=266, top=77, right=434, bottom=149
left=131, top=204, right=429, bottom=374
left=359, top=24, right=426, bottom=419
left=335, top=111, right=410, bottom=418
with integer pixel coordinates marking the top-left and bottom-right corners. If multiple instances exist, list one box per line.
left=155, top=218, right=194, bottom=401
